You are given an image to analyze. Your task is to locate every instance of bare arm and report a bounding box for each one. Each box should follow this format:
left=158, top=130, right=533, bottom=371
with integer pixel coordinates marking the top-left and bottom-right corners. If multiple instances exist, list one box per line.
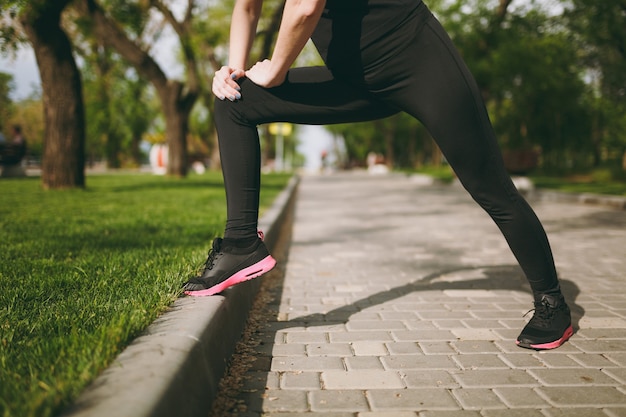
left=246, top=0, right=326, bottom=88
left=228, top=0, right=263, bottom=70
left=212, top=0, right=262, bottom=100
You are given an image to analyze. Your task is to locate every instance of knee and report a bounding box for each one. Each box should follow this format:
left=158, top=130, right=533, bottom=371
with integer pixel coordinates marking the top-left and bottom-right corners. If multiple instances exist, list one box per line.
left=214, top=96, right=252, bottom=127
left=462, top=173, right=522, bottom=221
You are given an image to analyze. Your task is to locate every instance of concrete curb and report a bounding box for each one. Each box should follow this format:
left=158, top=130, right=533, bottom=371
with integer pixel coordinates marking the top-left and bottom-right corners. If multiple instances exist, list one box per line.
left=61, top=176, right=300, bottom=417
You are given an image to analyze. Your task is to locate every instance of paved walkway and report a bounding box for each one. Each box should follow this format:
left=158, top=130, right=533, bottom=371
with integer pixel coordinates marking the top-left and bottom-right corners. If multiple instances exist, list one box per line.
left=217, top=172, right=626, bottom=417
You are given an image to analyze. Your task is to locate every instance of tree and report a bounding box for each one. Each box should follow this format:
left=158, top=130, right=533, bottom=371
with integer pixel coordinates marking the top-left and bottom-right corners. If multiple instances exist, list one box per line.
left=432, top=0, right=597, bottom=172
left=2, top=1, right=86, bottom=188
left=76, top=0, right=202, bottom=177
left=21, top=1, right=86, bottom=188
left=563, top=0, right=626, bottom=171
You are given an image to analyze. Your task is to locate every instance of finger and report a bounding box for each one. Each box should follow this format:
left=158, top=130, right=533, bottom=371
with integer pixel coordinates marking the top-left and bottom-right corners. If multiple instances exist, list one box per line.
left=213, top=74, right=241, bottom=101
left=230, top=68, right=245, bottom=81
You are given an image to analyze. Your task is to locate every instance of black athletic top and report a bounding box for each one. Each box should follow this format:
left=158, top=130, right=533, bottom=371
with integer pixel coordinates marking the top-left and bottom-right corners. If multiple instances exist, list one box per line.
left=311, top=0, right=427, bottom=80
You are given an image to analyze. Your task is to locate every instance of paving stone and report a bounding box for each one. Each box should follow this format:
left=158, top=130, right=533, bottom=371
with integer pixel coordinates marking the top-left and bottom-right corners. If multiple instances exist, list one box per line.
left=481, top=410, right=545, bottom=417
left=285, top=332, right=329, bottom=344
left=450, top=388, right=505, bottom=409
left=352, top=341, right=390, bottom=356
left=344, top=356, right=385, bottom=370
left=451, top=340, right=501, bottom=354
left=451, top=329, right=501, bottom=341
left=306, top=343, right=353, bottom=357
left=419, top=342, right=457, bottom=355
left=463, top=319, right=508, bottom=329
left=385, top=342, right=422, bottom=355
left=497, top=353, right=545, bottom=369
left=542, top=408, right=614, bottom=417
left=402, top=370, right=460, bottom=389
left=607, top=353, right=626, bottom=366
left=367, top=389, right=459, bottom=411
left=310, top=390, right=369, bottom=412
left=272, top=357, right=345, bottom=372
left=604, top=408, right=626, bottom=417
left=418, top=311, right=472, bottom=320
left=245, top=389, right=309, bottom=413
left=381, top=355, right=459, bottom=370
left=578, top=329, right=626, bottom=339
left=433, top=320, right=467, bottom=329
left=280, top=372, right=322, bottom=389
left=322, top=370, right=405, bottom=389
left=392, top=330, right=458, bottom=342
left=272, top=343, right=307, bottom=356
left=537, top=386, right=626, bottom=407
left=330, top=331, right=394, bottom=343
left=528, top=368, right=620, bottom=386
left=604, top=369, right=626, bottom=385
left=263, top=414, right=354, bottom=417
left=348, top=320, right=408, bottom=331
left=452, top=354, right=509, bottom=370
left=418, top=411, right=481, bottom=417
left=404, top=321, right=441, bottom=330
left=452, top=370, right=538, bottom=387
left=570, top=353, right=622, bottom=368
left=492, top=387, right=551, bottom=408
left=534, top=353, right=583, bottom=368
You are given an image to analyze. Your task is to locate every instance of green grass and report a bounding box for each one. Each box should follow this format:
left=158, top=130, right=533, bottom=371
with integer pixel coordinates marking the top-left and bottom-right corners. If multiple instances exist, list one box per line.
left=0, top=171, right=291, bottom=417
left=406, top=165, right=457, bottom=183
left=530, top=175, right=626, bottom=197
left=410, top=165, right=626, bottom=197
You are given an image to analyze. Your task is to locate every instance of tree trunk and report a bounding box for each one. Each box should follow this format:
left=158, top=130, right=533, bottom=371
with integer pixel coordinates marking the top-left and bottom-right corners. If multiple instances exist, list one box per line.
left=160, top=81, right=190, bottom=177
left=21, top=1, right=85, bottom=189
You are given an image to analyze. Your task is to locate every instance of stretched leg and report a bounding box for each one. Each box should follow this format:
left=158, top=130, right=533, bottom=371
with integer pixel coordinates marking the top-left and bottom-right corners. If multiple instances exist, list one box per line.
left=215, top=66, right=397, bottom=240
left=370, top=11, right=571, bottom=349
left=376, top=15, right=558, bottom=294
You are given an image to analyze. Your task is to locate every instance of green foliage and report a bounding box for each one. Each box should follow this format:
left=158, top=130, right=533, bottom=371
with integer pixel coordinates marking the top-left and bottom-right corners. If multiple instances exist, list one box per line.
left=81, top=55, right=156, bottom=167
left=6, top=96, right=44, bottom=158
left=531, top=173, right=626, bottom=196
left=0, top=1, right=27, bottom=53
left=105, top=0, right=150, bottom=35
left=0, top=71, right=14, bottom=131
left=562, top=0, right=626, bottom=168
left=0, top=172, right=291, bottom=417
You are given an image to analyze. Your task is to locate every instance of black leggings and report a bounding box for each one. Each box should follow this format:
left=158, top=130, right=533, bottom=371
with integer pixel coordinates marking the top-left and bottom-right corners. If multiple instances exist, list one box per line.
left=214, top=7, right=559, bottom=293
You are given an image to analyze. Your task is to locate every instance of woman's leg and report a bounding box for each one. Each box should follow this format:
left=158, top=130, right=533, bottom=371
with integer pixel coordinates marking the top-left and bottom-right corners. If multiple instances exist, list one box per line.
left=371, top=11, right=572, bottom=349
left=183, top=67, right=396, bottom=297
left=215, top=66, right=397, bottom=241
left=373, top=15, right=558, bottom=295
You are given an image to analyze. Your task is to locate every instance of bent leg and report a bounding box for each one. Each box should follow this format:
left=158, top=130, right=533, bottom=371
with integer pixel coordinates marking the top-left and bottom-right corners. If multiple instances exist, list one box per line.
left=214, top=66, right=397, bottom=240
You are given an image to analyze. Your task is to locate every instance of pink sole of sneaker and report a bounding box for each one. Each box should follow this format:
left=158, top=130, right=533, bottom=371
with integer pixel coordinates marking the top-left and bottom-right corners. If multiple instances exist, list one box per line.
left=184, top=255, right=277, bottom=297
left=516, top=325, right=574, bottom=350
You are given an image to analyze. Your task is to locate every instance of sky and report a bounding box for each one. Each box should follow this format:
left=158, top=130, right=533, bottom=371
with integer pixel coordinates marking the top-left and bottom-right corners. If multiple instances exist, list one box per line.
left=1, top=47, right=40, bottom=100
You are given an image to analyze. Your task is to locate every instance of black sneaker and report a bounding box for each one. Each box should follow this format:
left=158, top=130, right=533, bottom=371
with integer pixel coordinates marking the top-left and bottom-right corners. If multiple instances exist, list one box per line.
left=183, top=235, right=276, bottom=297
left=516, top=293, right=573, bottom=350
